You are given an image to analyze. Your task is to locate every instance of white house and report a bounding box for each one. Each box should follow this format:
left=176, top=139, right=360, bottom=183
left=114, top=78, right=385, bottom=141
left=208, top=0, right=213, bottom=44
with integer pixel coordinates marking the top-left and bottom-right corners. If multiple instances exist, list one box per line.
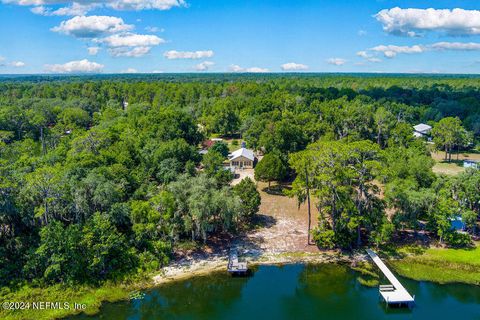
left=228, top=148, right=256, bottom=169
left=413, top=123, right=432, bottom=138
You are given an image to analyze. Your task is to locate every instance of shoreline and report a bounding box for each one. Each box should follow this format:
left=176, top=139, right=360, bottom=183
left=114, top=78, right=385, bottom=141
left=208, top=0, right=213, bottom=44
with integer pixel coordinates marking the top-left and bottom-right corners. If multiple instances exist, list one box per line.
left=152, top=250, right=364, bottom=286
left=1, top=246, right=478, bottom=320
left=0, top=251, right=360, bottom=320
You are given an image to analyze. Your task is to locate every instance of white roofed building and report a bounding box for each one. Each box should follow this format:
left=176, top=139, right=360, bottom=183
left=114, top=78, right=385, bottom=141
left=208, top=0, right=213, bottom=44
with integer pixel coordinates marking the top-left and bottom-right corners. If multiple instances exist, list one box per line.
left=413, top=123, right=432, bottom=138
left=228, top=148, right=256, bottom=169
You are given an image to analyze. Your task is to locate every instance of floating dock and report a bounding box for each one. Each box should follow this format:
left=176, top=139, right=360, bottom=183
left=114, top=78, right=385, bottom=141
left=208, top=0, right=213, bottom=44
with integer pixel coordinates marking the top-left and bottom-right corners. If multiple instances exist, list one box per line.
left=227, top=249, right=248, bottom=275
left=366, top=249, right=415, bottom=307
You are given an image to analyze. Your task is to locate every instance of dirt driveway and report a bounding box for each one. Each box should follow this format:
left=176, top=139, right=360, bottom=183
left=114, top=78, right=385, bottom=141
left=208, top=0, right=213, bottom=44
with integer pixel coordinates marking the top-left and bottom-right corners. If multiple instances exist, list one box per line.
left=231, top=168, right=255, bottom=185
left=241, top=182, right=320, bottom=254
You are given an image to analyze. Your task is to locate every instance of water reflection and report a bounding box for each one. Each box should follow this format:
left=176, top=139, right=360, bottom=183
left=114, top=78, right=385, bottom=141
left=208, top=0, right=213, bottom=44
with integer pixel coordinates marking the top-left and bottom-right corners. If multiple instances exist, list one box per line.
left=71, top=264, right=480, bottom=320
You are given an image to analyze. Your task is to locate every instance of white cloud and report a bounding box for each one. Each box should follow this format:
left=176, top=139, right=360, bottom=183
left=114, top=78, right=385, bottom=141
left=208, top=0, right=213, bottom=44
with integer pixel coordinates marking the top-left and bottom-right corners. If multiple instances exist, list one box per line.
left=356, top=50, right=382, bottom=63
left=106, top=0, right=186, bottom=11
left=152, top=70, right=163, bottom=73
left=281, top=62, right=308, bottom=71
left=195, top=61, right=214, bottom=71
left=356, top=51, right=370, bottom=59
left=10, top=61, right=26, bottom=67
left=245, top=67, right=268, bottom=73
left=375, top=7, right=480, bottom=36
left=87, top=46, right=100, bottom=55
left=121, top=67, right=138, bottom=73
left=98, top=33, right=164, bottom=47
left=31, top=3, right=99, bottom=16
left=228, top=64, right=268, bottom=72
left=51, top=3, right=99, bottom=15
left=4, top=0, right=186, bottom=14
left=370, top=44, right=425, bottom=58
left=1, top=0, right=46, bottom=4
left=95, top=33, right=164, bottom=57
left=164, top=50, right=214, bottom=59
left=109, top=46, right=151, bottom=57
left=30, top=5, right=47, bottom=14
left=44, top=59, right=104, bottom=73
left=327, top=58, right=347, bottom=66
left=430, top=42, right=480, bottom=51
left=229, top=64, right=243, bottom=72
left=0, top=57, right=26, bottom=68
left=361, top=41, right=480, bottom=60
left=51, top=15, right=133, bottom=38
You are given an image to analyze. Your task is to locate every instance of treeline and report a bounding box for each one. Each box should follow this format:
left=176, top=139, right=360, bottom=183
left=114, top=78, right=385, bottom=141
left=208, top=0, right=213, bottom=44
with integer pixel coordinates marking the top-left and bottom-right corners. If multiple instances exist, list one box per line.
left=289, top=137, right=478, bottom=250
left=0, top=91, right=260, bottom=286
left=1, top=75, right=480, bottom=287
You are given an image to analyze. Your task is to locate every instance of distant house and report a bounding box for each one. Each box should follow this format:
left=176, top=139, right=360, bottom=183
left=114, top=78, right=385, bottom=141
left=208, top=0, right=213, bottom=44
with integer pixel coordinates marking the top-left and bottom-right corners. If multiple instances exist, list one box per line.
left=413, top=123, right=432, bottom=138
left=228, top=148, right=256, bottom=169
left=464, top=160, right=479, bottom=169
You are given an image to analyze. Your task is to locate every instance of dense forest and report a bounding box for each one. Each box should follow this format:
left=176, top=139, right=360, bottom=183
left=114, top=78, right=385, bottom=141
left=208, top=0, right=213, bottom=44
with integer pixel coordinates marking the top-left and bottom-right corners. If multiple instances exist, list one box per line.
left=1, top=74, right=479, bottom=289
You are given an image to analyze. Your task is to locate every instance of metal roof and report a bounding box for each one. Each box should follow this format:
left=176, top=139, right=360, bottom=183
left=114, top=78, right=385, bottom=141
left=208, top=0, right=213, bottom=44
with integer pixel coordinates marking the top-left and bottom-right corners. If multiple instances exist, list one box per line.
left=229, top=148, right=255, bottom=161
left=413, top=123, right=432, bottom=133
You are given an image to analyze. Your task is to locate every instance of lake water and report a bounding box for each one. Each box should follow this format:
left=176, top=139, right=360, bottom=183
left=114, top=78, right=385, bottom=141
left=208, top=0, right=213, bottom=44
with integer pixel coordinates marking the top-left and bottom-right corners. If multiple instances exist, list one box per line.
left=72, top=264, right=480, bottom=320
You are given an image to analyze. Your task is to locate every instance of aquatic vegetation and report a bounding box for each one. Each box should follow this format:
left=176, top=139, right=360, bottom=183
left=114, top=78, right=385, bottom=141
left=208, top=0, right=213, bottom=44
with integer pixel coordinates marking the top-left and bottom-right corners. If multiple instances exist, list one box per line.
left=357, top=277, right=379, bottom=287
left=351, top=262, right=380, bottom=287
left=129, top=291, right=146, bottom=300
left=391, top=244, right=480, bottom=285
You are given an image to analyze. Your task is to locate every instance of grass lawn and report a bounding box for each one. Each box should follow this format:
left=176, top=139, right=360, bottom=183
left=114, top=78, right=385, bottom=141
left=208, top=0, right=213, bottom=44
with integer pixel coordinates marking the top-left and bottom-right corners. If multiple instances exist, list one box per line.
left=227, top=140, right=241, bottom=152
left=431, top=151, right=480, bottom=176
left=432, top=152, right=480, bottom=175
left=390, top=243, right=480, bottom=285
left=432, top=162, right=465, bottom=175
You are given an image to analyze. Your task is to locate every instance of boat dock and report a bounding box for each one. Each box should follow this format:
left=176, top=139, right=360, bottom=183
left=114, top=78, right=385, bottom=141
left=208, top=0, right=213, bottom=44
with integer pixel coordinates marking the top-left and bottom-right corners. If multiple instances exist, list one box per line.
left=227, top=248, right=248, bottom=275
left=366, top=249, right=415, bottom=307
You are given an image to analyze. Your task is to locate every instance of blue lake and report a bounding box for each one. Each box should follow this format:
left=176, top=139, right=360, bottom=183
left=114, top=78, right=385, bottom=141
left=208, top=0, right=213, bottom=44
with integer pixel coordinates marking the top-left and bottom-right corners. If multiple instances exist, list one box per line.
left=71, top=264, right=480, bottom=320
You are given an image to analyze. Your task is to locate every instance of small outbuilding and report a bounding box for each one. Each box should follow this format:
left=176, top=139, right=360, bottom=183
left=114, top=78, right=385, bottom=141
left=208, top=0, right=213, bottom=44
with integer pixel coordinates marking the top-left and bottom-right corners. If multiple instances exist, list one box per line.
left=413, top=123, right=432, bottom=138
left=228, top=148, right=256, bottom=169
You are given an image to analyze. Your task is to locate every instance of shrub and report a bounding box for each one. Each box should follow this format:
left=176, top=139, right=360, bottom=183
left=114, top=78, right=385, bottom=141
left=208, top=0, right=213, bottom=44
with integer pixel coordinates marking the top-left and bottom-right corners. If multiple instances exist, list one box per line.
left=369, top=220, right=395, bottom=248
left=312, top=228, right=336, bottom=249
left=444, top=231, right=472, bottom=248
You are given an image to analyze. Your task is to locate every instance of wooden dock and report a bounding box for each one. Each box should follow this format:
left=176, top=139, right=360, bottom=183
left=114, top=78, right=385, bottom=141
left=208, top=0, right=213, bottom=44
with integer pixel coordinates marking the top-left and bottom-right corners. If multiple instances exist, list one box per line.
left=227, top=249, right=248, bottom=275
left=366, top=249, right=415, bottom=307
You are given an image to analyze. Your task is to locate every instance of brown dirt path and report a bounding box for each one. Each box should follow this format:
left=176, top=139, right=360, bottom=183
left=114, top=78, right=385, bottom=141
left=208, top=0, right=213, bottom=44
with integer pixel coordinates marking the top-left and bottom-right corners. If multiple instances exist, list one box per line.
left=241, top=182, right=321, bottom=254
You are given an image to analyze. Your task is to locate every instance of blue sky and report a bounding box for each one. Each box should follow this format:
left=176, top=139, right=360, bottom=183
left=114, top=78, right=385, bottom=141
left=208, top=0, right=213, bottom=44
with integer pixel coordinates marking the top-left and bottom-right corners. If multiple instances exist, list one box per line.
left=2, top=0, right=480, bottom=74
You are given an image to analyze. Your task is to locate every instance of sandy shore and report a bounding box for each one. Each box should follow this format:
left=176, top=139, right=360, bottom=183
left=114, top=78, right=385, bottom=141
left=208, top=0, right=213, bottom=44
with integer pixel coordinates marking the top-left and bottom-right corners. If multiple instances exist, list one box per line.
left=152, top=251, right=368, bottom=286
